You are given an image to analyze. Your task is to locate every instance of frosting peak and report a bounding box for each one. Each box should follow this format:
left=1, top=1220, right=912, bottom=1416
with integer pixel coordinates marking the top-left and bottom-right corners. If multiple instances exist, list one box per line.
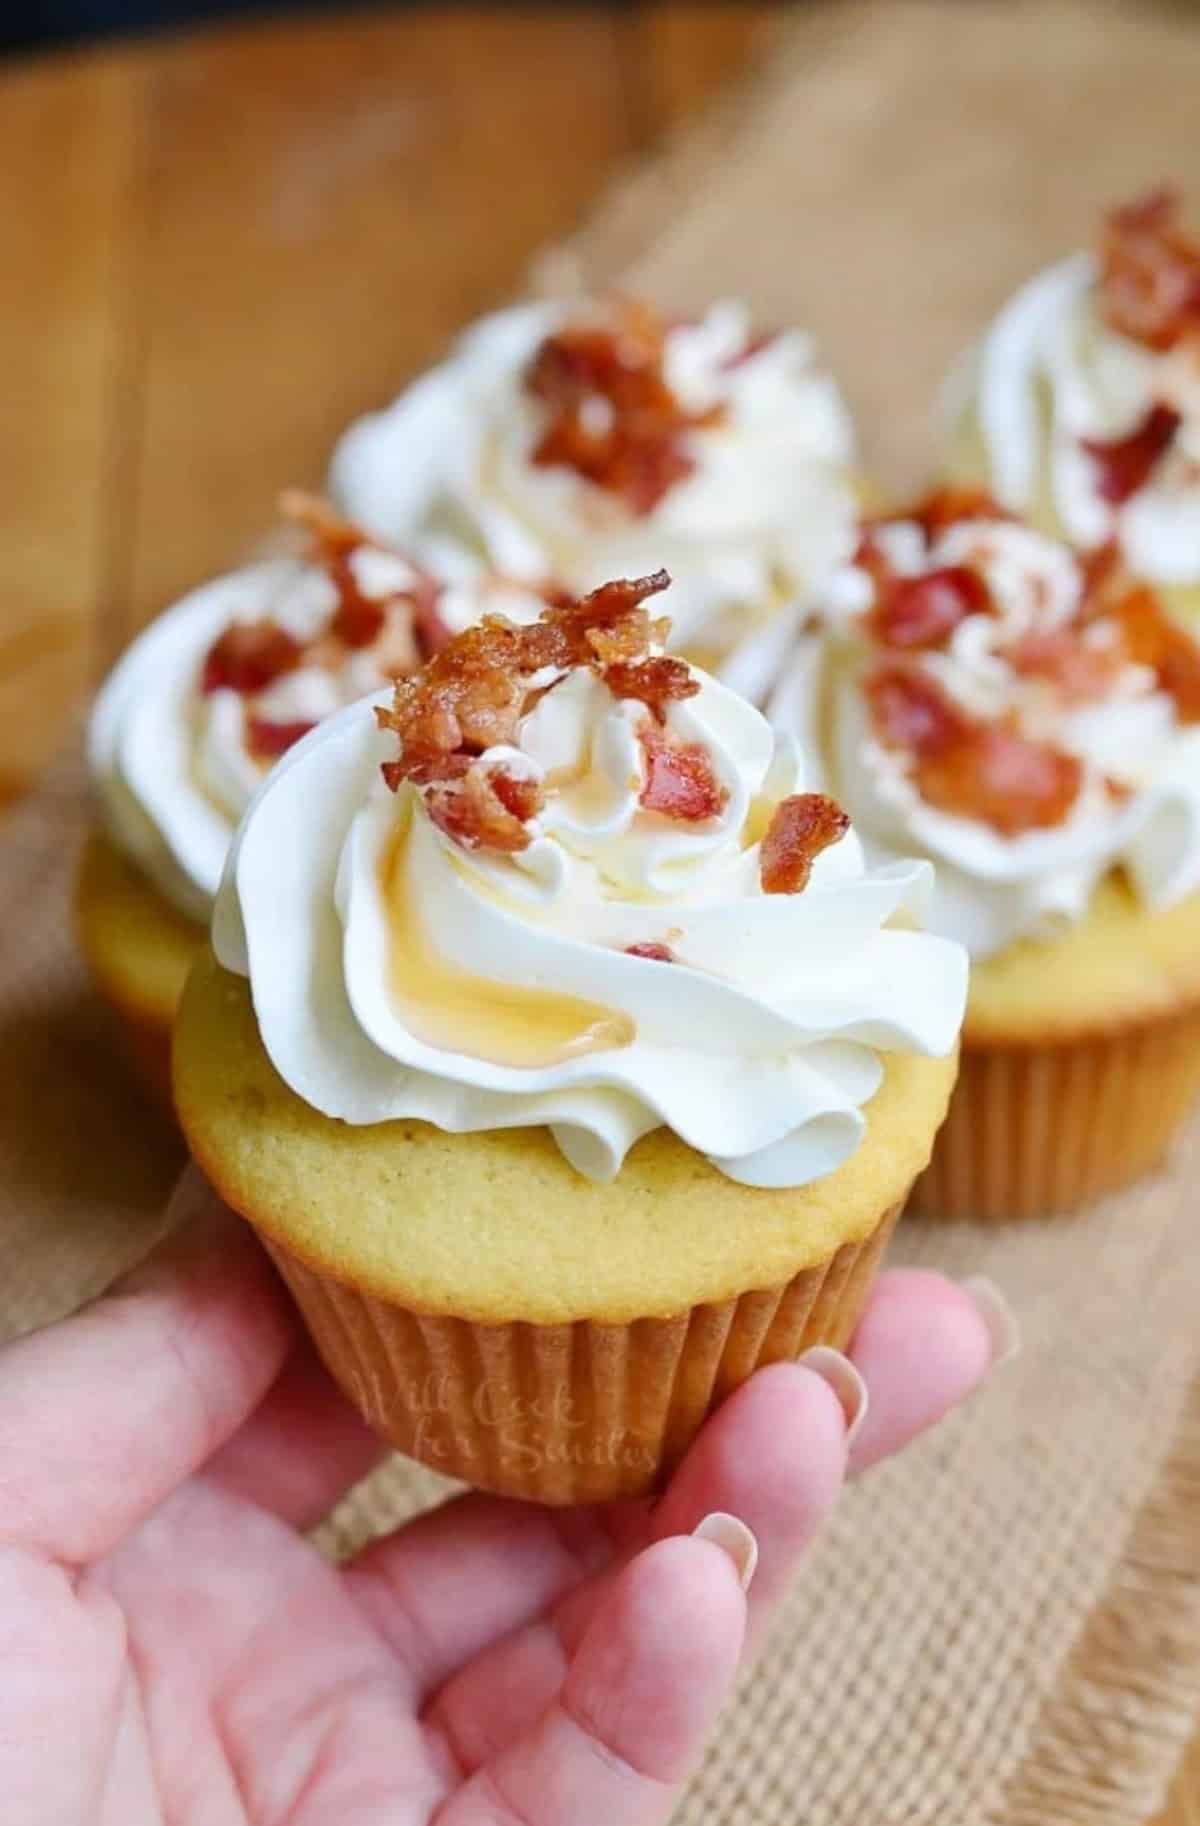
left=89, top=494, right=548, bottom=922
left=214, top=577, right=966, bottom=1187
left=330, top=298, right=857, bottom=672
left=959, top=192, right=1200, bottom=586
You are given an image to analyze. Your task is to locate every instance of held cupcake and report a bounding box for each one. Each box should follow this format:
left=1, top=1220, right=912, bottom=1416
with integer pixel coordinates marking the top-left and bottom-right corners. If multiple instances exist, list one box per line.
left=79, top=493, right=546, bottom=1099
left=330, top=296, right=858, bottom=684
left=174, top=573, right=966, bottom=1504
left=944, top=190, right=1200, bottom=621
left=769, top=488, right=1200, bottom=1219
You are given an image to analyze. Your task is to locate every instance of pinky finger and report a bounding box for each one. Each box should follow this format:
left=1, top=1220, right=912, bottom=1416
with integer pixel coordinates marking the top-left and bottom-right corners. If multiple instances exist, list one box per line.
left=438, top=1531, right=750, bottom=1826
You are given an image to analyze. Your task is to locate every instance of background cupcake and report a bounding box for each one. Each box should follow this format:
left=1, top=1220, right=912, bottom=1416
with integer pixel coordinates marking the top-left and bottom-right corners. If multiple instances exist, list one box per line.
left=770, top=489, right=1200, bottom=1218
left=79, top=493, right=546, bottom=1097
left=944, top=190, right=1200, bottom=622
left=176, top=574, right=966, bottom=1503
left=330, top=296, right=858, bottom=683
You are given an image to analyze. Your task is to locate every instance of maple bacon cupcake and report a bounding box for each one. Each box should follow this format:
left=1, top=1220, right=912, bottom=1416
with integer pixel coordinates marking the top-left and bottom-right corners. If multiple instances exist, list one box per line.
left=770, top=490, right=1200, bottom=1219
left=330, top=296, right=858, bottom=687
left=78, top=495, right=545, bottom=1099
left=175, top=574, right=966, bottom=1503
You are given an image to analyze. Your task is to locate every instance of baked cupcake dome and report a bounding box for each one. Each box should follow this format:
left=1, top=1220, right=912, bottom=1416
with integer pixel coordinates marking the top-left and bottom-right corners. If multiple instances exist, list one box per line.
left=330, top=296, right=859, bottom=683
left=943, top=190, right=1200, bottom=625
left=176, top=574, right=966, bottom=1501
left=769, top=487, right=1200, bottom=1218
left=79, top=495, right=547, bottom=1097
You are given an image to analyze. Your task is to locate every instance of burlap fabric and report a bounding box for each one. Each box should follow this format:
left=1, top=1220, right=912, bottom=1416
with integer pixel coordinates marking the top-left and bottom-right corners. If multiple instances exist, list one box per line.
left=6, top=1, right=1200, bottom=1819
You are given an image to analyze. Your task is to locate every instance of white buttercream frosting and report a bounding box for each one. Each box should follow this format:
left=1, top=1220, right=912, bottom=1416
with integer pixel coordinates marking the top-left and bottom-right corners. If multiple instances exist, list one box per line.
left=770, top=512, right=1200, bottom=958
left=212, top=643, right=965, bottom=1189
left=329, top=300, right=857, bottom=672
left=956, top=252, right=1200, bottom=584
left=89, top=551, right=547, bottom=923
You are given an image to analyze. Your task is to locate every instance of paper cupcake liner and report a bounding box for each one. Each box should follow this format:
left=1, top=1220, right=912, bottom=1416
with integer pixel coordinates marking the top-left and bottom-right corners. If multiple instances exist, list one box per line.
left=259, top=1197, right=902, bottom=1506
left=909, top=1006, right=1200, bottom=1222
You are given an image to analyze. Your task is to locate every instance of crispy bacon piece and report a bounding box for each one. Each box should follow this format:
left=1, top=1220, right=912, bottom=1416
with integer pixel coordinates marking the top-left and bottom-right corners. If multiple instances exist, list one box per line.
left=920, top=724, right=1083, bottom=837
left=1097, top=189, right=1200, bottom=352
left=377, top=573, right=688, bottom=851
left=378, top=573, right=673, bottom=785
left=869, top=565, right=992, bottom=650
left=624, top=940, right=675, bottom=962
left=638, top=720, right=728, bottom=822
left=244, top=715, right=318, bottom=760
left=760, top=793, right=850, bottom=895
left=525, top=301, right=722, bottom=515
left=1080, top=402, right=1182, bottom=505
left=1116, top=584, right=1200, bottom=721
left=1008, top=628, right=1126, bottom=704
left=603, top=655, right=699, bottom=721
left=865, top=665, right=973, bottom=754
left=866, top=664, right=1082, bottom=835
left=424, top=765, right=538, bottom=853
left=202, top=619, right=303, bottom=696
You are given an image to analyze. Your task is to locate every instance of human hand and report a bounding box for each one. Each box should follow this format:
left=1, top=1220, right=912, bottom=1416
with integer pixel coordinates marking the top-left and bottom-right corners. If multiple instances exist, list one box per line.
left=1, top=1166, right=1011, bottom=1826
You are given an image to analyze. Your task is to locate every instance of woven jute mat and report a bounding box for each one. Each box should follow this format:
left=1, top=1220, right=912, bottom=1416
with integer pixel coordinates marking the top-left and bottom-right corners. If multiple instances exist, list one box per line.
left=6, top=2, right=1200, bottom=1819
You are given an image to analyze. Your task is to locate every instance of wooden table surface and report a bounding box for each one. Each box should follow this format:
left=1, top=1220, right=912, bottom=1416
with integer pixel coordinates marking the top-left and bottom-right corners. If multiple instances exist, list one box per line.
left=2, top=5, right=1198, bottom=1818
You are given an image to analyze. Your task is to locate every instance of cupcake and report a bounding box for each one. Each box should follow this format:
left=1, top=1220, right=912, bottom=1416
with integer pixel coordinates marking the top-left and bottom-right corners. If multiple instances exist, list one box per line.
left=944, top=190, right=1200, bottom=622
left=769, top=488, right=1200, bottom=1219
left=174, top=573, right=966, bottom=1504
left=330, top=296, right=858, bottom=686
left=78, top=493, right=546, bottom=1099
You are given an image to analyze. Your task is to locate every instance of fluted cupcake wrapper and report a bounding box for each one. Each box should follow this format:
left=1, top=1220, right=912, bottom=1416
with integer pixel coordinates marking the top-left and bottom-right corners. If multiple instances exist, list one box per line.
left=909, top=1006, right=1200, bottom=1222
left=259, top=1198, right=902, bottom=1505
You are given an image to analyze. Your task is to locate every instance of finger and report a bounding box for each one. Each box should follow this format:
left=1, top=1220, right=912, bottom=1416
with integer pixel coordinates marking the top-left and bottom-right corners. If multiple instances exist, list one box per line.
left=437, top=1534, right=748, bottom=1826
left=424, top=1265, right=1002, bottom=1774
left=0, top=1166, right=294, bottom=1563
left=346, top=1494, right=620, bottom=1700
left=425, top=1362, right=845, bottom=1772
left=845, top=1269, right=1002, bottom=1476
left=202, top=1338, right=386, bottom=1531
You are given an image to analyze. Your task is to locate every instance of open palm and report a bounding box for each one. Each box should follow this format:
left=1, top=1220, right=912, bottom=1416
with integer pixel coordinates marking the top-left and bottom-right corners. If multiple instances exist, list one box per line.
left=1, top=1168, right=1004, bottom=1826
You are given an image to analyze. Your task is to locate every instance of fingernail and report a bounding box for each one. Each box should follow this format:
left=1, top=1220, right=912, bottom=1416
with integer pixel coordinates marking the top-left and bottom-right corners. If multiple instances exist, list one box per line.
left=692, top=1511, right=758, bottom=1591
left=959, top=1275, right=1021, bottom=1368
left=797, top=1346, right=870, bottom=1444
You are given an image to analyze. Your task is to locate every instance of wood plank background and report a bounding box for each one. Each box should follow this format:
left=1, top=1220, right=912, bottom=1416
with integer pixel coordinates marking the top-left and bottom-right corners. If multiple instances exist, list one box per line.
left=1, top=4, right=1197, bottom=1817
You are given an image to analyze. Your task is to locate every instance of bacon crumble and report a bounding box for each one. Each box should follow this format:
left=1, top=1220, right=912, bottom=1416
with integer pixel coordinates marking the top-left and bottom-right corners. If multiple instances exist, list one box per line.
left=1097, top=189, right=1200, bottom=353
left=202, top=620, right=303, bottom=696
left=377, top=571, right=722, bottom=852
left=760, top=794, right=850, bottom=895
left=868, top=565, right=993, bottom=650
left=245, top=715, right=318, bottom=760
left=1080, top=402, right=1182, bottom=505
left=866, top=665, right=1083, bottom=836
left=524, top=301, right=723, bottom=515
left=637, top=720, right=728, bottom=822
